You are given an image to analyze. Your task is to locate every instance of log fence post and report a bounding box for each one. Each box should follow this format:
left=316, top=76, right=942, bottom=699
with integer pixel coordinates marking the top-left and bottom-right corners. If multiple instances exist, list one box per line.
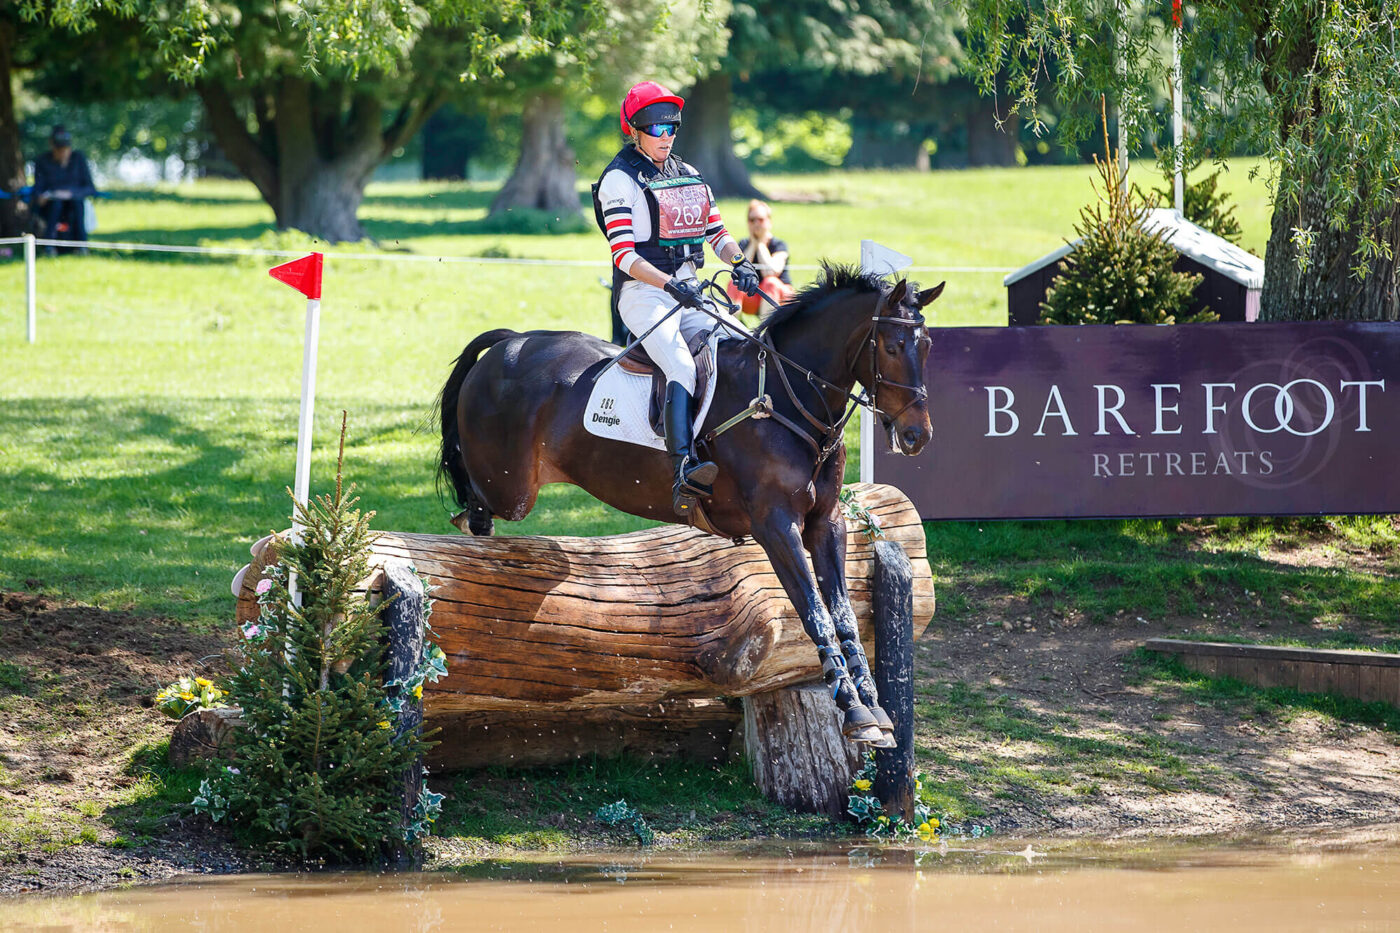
left=872, top=539, right=916, bottom=822
left=379, top=559, right=426, bottom=867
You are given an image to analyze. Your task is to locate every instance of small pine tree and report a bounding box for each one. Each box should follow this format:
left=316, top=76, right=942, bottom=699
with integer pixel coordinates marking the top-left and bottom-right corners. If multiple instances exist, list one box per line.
left=210, top=418, right=433, bottom=861
left=1040, top=107, right=1215, bottom=326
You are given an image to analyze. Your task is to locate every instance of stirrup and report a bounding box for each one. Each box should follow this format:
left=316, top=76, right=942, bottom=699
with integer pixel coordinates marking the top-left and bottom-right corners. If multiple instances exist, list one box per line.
left=677, top=456, right=717, bottom=498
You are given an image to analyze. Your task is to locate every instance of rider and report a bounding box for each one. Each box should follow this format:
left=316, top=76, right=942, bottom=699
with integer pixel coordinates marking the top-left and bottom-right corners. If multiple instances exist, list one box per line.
left=592, top=81, right=762, bottom=516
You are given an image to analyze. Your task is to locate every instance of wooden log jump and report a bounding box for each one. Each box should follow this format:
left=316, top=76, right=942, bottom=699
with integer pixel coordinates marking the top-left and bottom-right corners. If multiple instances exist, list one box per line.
left=233, top=483, right=934, bottom=814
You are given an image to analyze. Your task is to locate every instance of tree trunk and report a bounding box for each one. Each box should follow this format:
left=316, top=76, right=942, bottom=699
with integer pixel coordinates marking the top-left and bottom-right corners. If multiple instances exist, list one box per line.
left=680, top=71, right=765, bottom=200
left=1261, top=182, right=1400, bottom=321
left=845, top=122, right=929, bottom=170
left=966, top=100, right=1020, bottom=167
left=197, top=79, right=443, bottom=244
left=0, top=21, right=30, bottom=238
left=488, top=91, right=580, bottom=218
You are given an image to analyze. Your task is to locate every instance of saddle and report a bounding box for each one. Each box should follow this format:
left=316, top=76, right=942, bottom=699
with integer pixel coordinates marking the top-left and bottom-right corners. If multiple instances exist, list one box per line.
left=617, top=329, right=717, bottom=436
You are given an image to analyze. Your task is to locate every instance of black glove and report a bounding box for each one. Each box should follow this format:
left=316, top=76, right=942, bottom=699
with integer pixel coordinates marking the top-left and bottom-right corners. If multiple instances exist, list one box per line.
left=731, top=258, right=761, bottom=297
left=664, top=276, right=707, bottom=309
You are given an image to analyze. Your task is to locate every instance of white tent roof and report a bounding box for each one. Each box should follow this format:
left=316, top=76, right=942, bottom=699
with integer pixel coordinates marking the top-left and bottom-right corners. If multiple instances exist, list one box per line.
left=1003, top=208, right=1265, bottom=290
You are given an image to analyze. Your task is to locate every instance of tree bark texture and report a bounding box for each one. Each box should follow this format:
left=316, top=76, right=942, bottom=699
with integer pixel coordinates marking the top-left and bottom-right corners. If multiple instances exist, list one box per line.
left=196, top=76, right=443, bottom=243
left=488, top=92, right=581, bottom=218
left=742, top=683, right=863, bottom=816
left=680, top=72, right=765, bottom=200
left=1261, top=184, right=1400, bottom=321
left=0, top=21, right=31, bottom=238
left=234, top=484, right=934, bottom=769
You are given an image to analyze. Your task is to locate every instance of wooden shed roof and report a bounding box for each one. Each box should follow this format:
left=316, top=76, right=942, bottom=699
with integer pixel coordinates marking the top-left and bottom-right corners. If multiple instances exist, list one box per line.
left=1003, top=208, right=1265, bottom=290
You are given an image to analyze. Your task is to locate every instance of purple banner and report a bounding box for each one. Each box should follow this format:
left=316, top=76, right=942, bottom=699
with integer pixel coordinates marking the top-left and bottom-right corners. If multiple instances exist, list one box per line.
left=871, top=322, right=1400, bottom=520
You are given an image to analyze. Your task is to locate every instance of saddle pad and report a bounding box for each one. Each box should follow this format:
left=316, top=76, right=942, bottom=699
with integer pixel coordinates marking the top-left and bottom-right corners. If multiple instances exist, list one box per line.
left=584, top=331, right=721, bottom=451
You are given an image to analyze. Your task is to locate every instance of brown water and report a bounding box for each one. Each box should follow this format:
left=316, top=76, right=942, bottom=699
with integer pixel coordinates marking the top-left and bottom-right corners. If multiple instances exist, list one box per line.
left=5, top=831, right=1400, bottom=932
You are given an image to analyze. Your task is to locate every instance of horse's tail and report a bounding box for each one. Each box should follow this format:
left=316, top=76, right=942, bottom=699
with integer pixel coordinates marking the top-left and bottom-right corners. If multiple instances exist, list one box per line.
left=436, top=329, right=516, bottom=508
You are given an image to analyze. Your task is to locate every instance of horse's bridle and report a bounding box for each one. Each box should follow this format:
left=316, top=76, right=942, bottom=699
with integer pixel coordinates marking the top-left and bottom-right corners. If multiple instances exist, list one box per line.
left=700, top=274, right=929, bottom=473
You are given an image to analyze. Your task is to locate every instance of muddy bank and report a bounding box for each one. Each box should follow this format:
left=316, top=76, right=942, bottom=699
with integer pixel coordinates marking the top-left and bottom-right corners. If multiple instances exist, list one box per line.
left=5, top=586, right=1400, bottom=897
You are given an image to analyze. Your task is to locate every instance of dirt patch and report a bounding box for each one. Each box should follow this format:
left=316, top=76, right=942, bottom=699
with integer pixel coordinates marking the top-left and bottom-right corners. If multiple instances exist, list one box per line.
left=0, top=591, right=246, bottom=895
left=916, top=601, right=1400, bottom=836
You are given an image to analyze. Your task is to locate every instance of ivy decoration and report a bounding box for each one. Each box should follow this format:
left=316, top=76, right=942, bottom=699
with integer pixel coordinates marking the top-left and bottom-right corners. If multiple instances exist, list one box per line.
left=839, top=487, right=884, bottom=542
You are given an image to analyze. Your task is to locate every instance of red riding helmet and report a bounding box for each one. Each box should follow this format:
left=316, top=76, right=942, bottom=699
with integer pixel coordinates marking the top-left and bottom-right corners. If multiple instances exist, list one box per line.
left=619, top=81, right=685, bottom=135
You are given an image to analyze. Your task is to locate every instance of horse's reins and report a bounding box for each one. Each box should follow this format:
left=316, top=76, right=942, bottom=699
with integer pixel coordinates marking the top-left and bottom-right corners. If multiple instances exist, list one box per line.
left=599, top=269, right=927, bottom=472
left=695, top=272, right=928, bottom=470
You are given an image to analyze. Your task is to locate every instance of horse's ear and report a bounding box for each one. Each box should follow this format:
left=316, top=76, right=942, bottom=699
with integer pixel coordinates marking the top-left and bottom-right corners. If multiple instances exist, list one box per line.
left=916, top=281, right=946, bottom=308
left=887, top=279, right=908, bottom=307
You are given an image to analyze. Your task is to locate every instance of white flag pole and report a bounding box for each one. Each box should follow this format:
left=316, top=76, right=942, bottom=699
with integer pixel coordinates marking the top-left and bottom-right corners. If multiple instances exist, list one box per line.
left=858, top=240, right=913, bottom=486
left=267, top=252, right=324, bottom=677
left=1172, top=12, right=1185, bottom=214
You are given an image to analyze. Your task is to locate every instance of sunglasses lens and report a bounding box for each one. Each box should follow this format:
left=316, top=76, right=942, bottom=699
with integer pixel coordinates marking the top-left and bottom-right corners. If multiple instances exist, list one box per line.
left=645, top=123, right=677, bottom=138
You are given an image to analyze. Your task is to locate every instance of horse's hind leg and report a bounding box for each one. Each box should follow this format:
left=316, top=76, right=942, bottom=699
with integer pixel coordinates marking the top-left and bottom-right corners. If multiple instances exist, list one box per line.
left=805, top=510, right=896, bottom=746
left=751, top=510, right=885, bottom=747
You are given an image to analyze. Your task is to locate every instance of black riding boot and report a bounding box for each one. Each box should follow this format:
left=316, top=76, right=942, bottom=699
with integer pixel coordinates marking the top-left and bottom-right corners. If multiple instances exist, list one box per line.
left=664, top=381, right=718, bottom=516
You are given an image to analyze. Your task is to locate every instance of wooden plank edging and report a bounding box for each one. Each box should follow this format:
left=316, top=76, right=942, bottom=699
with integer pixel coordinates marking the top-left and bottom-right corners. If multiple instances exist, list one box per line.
left=1145, top=638, right=1400, bottom=668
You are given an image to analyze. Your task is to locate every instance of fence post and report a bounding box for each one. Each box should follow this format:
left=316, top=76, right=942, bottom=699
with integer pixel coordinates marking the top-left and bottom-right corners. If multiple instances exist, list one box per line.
left=380, top=558, right=427, bottom=868
left=872, top=538, right=916, bottom=822
left=24, top=234, right=35, bottom=344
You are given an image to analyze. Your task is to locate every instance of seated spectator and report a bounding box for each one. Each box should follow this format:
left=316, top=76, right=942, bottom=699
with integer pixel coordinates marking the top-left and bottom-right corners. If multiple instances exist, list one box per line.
left=726, top=199, right=795, bottom=317
left=32, top=126, right=96, bottom=255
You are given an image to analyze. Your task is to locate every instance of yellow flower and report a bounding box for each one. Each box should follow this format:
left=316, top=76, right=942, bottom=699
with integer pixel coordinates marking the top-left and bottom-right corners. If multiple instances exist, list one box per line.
left=853, top=779, right=872, bottom=792
left=928, top=817, right=940, bottom=829
left=377, top=720, right=391, bottom=730
left=877, top=815, right=889, bottom=825
left=917, top=821, right=936, bottom=839
left=195, top=677, right=212, bottom=687
left=412, top=683, right=423, bottom=699
left=178, top=692, right=195, bottom=701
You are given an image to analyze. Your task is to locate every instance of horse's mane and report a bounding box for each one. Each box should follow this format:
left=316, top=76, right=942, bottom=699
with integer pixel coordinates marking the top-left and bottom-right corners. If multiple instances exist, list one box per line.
left=753, top=262, right=888, bottom=336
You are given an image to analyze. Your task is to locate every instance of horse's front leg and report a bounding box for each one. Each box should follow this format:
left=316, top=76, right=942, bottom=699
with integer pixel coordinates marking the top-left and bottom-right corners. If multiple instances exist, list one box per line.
left=750, top=510, right=886, bottom=746
left=804, top=510, right=896, bottom=746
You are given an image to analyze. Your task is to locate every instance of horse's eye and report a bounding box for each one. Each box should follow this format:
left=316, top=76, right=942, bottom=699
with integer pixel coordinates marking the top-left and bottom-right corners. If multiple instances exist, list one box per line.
left=884, top=342, right=898, bottom=356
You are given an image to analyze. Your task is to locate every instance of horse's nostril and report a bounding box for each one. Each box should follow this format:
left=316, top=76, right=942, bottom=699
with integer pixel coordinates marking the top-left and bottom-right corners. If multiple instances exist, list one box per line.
left=902, top=428, right=921, bottom=448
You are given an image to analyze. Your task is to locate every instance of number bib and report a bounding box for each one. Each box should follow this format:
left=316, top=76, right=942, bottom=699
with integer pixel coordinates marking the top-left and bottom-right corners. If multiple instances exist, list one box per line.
left=649, top=176, right=710, bottom=246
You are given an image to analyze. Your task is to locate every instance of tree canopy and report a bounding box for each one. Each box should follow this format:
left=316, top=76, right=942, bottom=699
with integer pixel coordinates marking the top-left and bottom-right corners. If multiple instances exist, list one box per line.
left=958, top=0, right=1400, bottom=320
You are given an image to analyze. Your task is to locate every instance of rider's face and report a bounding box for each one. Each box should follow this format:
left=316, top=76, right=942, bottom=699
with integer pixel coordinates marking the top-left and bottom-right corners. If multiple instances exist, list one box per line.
left=635, top=127, right=673, bottom=165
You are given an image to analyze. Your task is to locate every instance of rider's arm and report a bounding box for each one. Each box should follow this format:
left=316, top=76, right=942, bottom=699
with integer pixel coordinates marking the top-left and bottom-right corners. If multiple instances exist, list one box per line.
left=704, top=186, right=743, bottom=266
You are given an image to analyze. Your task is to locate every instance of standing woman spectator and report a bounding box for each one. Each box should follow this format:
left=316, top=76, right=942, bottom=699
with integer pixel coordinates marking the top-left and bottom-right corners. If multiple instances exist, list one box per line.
left=727, top=199, right=795, bottom=316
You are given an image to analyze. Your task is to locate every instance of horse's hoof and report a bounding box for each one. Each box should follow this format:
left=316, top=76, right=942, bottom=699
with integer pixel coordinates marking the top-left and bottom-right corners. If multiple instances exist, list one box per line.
left=450, top=509, right=472, bottom=533
left=868, top=704, right=895, bottom=735
left=870, top=732, right=898, bottom=750
left=841, top=704, right=881, bottom=738
left=848, top=724, right=887, bottom=746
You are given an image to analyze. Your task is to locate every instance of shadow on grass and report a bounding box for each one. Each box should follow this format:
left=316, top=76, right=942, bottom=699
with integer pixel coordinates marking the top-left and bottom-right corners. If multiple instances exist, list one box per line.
left=0, top=398, right=655, bottom=623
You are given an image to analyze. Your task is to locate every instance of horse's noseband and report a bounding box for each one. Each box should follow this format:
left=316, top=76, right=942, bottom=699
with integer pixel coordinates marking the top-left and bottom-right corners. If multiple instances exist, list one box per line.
left=857, top=294, right=929, bottom=427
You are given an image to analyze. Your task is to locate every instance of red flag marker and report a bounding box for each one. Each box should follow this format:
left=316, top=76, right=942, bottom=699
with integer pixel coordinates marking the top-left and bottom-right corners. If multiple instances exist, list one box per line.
left=269, top=252, right=323, bottom=300
left=267, top=252, right=327, bottom=625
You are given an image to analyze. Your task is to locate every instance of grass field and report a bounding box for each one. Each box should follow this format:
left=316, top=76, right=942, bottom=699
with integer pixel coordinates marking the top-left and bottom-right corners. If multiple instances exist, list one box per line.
left=2, top=160, right=1306, bottom=625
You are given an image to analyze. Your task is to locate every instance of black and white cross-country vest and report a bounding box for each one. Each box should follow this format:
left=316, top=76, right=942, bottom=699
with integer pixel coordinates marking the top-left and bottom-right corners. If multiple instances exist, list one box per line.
left=591, top=145, right=709, bottom=281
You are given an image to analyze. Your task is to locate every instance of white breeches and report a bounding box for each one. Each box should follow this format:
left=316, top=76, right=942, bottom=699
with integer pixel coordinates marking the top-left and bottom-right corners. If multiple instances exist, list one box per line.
left=617, top=265, right=749, bottom=395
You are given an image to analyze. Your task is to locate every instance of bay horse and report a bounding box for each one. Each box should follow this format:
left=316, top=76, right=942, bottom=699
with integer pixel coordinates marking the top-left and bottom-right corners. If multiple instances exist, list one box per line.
left=436, top=263, right=941, bottom=747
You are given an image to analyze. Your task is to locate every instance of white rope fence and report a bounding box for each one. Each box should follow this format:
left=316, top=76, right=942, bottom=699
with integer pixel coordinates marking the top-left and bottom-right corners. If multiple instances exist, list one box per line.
left=4, top=233, right=1014, bottom=344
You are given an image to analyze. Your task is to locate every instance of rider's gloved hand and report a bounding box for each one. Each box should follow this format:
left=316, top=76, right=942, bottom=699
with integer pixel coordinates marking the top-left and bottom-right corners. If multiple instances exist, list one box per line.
left=731, top=258, right=761, bottom=297
left=664, top=276, right=707, bottom=309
